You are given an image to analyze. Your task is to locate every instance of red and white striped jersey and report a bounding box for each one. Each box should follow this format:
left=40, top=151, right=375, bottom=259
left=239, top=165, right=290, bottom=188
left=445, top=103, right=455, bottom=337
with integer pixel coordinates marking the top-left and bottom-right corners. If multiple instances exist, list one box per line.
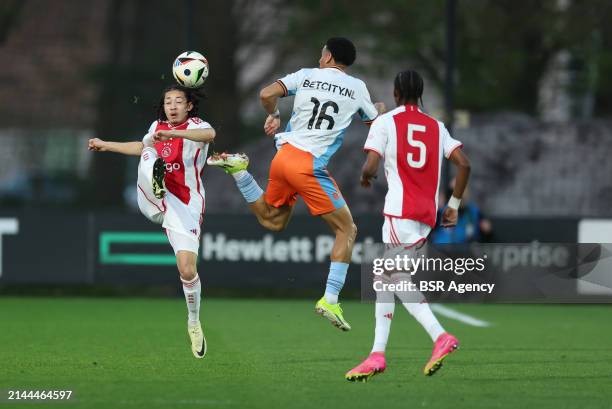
left=143, top=117, right=211, bottom=207
left=364, top=104, right=462, bottom=227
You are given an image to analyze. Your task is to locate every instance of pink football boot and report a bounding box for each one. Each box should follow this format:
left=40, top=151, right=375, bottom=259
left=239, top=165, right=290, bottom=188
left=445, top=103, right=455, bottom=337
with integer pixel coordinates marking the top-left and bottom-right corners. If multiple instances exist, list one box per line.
left=345, top=352, right=387, bottom=382
left=424, top=332, right=459, bottom=376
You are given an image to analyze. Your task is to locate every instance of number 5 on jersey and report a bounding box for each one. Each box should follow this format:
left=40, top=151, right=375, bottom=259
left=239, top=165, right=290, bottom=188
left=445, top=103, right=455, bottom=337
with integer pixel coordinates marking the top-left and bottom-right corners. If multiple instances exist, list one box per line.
left=407, top=124, right=426, bottom=168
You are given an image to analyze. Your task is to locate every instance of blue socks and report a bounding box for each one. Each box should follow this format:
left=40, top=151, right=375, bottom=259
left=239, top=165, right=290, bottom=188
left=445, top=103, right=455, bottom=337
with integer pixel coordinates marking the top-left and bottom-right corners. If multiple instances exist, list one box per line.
left=232, top=170, right=263, bottom=203
left=324, top=262, right=349, bottom=304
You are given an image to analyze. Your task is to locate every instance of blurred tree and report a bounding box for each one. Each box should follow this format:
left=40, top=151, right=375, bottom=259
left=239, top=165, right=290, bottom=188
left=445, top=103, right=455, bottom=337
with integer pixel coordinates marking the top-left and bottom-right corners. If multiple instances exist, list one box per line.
left=0, top=0, right=25, bottom=44
left=280, top=0, right=612, bottom=117
left=192, top=0, right=240, bottom=151
left=575, top=0, right=612, bottom=117
left=90, top=0, right=137, bottom=206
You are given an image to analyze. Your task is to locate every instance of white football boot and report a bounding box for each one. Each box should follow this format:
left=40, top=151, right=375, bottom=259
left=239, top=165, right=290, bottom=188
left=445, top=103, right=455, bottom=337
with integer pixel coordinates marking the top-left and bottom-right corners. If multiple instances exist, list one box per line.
left=187, top=321, right=207, bottom=359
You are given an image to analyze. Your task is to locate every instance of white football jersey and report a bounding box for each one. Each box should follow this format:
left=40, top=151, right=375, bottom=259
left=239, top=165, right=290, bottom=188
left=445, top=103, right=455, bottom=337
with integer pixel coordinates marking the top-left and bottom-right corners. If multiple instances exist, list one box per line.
left=364, top=105, right=462, bottom=227
left=274, top=67, right=378, bottom=165
left=143, top=117, right=211, bottom=210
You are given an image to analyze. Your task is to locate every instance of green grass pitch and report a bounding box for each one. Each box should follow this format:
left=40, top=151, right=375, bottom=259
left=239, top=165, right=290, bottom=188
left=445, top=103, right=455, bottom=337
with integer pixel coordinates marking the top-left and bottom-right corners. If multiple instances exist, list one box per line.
left=1, top=298, right=611, bottom=409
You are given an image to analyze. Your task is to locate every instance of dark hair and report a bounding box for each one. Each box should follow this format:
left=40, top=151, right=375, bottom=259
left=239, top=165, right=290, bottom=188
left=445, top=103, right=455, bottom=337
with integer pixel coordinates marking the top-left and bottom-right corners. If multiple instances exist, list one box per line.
left=394, top=70, right=424, bottom=106
left=156, top=84, right=202, bottom=121
left=325, top=37, right=356, bottom=66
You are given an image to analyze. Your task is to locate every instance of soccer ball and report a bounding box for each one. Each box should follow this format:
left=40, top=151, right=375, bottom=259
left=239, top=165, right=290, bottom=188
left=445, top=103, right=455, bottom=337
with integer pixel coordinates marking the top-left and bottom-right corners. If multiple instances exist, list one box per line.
left=172, top=51, right=209, bottom=88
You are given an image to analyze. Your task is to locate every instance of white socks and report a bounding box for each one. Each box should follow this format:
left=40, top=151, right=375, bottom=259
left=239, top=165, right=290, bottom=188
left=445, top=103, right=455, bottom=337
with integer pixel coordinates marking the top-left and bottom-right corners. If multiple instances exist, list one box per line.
left=401, top=302, right=445, bottom=341
left=371, top=277, right=446, bottom=353
left=181, top=274, right=201, bottom=325
left=391, top=274, right=445, bottom=341
left=370, top=300, right=444, bottom=353
left=372, top=302, right=395, bottom=353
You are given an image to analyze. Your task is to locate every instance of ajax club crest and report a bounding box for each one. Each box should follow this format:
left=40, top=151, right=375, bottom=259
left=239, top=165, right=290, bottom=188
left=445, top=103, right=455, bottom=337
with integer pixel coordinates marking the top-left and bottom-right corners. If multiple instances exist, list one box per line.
left=161, top=142, right=172, bottom=158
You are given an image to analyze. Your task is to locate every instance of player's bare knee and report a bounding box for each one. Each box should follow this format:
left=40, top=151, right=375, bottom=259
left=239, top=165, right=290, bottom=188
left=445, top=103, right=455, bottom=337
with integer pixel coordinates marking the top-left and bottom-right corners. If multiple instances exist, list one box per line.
left=349, top=223, right=358, bottom=242
left=257, top=210, right=289, bottom=232
left=257, top=217, right=274, bottom=231
left=263, top=219, right=286, bottom=232
left=179, top=268, right=197, bottom=281
left=336, top=221, right=357, bottom=241
left=177, top=261, right=197, bottom=281
left=256, top=209, right=276, bottom=226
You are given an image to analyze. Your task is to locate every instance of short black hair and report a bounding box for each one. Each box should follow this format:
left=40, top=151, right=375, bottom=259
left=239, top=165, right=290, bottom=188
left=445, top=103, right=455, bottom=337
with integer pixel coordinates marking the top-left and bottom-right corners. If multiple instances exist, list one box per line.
left=394, top=70, right=424, bottom=105
left=325, top=37, right=356, bottom=66
left=156, top=84, right=202, bottom=121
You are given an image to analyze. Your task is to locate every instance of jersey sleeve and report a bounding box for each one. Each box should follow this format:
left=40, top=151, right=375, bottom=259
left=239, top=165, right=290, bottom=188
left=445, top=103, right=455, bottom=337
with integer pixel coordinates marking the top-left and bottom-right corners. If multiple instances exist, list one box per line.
left=363, top=117, right=387, bottom=158
left=357, top=82, right=379, bottom=125
left=440, top=123, right=463, bottom=158
left=143, top=121, right=157, bottom=139
left=188, top=117, right=212, bottom=129
left=276, top=69, right=307, bottom=97
left=142, top=120, right=158, bottom=146
left=187, top=118, right=213, bottom=148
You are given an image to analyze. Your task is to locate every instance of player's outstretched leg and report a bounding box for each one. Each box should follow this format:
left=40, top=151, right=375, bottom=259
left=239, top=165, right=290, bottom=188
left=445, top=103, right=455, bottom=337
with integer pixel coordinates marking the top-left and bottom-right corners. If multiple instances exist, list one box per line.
left=152, top=157, right=166, bottom=199
left=314, top=206, right=356, bottom=331
left=207, top=152, right=293, bottom=231
left=207, top=152, right=249, bottom=175
left=394, top=283, right=458, bottom=375
left=136, top=148, right=167, bottom=223
left=138, top=147, right=167, bottom=199
left=177, top=250, right=206, bottom=359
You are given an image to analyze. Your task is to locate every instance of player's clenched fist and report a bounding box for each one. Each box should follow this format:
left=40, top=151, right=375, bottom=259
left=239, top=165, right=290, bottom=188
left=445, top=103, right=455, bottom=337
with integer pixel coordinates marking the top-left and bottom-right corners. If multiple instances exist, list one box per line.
left=374, top=102, right=386, bottom=114
left=441, top=207, right=458, bottom=227
left=88, top=138, right=107, bottom=152
left=360, top=175, right=372, bottom=188
left=264, top=115, right=281, bottom=137
left=153, top=130, right=172, bottom=142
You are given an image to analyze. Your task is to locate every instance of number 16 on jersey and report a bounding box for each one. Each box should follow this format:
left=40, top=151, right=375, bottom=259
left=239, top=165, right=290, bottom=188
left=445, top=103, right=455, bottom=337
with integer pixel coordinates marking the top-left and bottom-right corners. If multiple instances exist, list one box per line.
left=307, top=97, right=339, bottom=130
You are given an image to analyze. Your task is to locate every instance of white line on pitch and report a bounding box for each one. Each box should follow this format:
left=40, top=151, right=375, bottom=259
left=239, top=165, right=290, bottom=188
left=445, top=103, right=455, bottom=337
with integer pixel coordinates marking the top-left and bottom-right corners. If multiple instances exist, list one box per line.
left=431, top=304, right=491, bottom=327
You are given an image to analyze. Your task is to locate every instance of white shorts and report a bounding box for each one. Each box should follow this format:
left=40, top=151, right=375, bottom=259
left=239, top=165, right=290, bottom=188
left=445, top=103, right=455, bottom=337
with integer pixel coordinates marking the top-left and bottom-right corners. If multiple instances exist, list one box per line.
left=165, top=228, right=199, bottom=255
left=137, top=148, right=202, bottom=255
left=382, top=216, right=431, bottom=247
left=375, top=241, right=427, bottom=304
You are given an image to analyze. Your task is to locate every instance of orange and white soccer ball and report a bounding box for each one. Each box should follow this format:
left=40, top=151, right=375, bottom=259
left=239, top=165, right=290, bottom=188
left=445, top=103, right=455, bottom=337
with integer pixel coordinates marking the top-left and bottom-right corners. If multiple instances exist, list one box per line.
left=172, top=51, right=209, bottom=88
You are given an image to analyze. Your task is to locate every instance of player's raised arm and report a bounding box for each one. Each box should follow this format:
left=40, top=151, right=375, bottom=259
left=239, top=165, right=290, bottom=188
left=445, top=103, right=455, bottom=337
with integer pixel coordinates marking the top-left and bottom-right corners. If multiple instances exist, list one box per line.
left=260, top=69, right=308, bottom=136
left=441, top=148, right=471, bottom=227
left=88, top=138, right=143, bottom=156
left=260, top=81, right=285, bottom=115
left=260, top=81, right=285, bottom=136
left=152, top=127, right=216, bottom=143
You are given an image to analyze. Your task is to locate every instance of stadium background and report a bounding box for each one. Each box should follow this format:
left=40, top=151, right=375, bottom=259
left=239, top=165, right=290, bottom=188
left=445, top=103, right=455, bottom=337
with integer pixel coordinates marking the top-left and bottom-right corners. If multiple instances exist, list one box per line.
left=1, top=1, right=611, bottom=408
